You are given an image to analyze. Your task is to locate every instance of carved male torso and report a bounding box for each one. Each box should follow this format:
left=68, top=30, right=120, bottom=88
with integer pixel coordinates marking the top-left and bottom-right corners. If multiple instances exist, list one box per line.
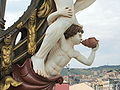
left=45, top=39, right=71, bottom=77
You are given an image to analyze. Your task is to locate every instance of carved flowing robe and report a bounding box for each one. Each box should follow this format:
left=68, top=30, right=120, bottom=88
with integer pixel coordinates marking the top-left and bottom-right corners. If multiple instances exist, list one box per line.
left=8, top=59, right=63, bottom=90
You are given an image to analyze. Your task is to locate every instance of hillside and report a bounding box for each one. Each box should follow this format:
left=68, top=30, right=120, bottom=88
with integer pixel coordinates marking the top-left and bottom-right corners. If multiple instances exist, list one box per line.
left=88, top=65, right=120, bottom=71
left=61, top=65, right=120, bottom=76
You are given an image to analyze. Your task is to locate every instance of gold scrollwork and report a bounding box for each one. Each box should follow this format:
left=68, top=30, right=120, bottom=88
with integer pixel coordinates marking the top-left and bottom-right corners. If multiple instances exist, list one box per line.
left=37, top=0, right=54, bottom=18
left=28, top=9, right=37, bottom=55
left=0, top=76, right=22, bottom=90
left=2, top=34, right=12, bottom=69
left=16, top=22, right=23, bottom=29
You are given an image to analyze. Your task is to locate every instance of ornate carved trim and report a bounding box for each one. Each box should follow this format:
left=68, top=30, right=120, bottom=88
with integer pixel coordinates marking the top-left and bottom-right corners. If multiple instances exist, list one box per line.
left=0, top=76, right=22, bottom=90
left=37, top=0, right=54, bottom=18
left=1, top=34, right=12, bottom=75
left=16, top=22, right=23, bottom=29
left=28, top=9, right=37, bottom=55
left=0, top=35, right=21, bottom=90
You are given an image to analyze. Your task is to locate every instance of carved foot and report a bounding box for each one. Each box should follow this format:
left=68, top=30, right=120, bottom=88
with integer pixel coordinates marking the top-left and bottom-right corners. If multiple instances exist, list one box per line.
left=31, top=56, right=48, bottom=78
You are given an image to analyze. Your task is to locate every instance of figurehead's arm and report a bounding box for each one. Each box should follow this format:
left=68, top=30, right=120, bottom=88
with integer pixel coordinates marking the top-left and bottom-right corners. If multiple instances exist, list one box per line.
left=73, top=44, right=99, bottom=66
left=47, top=7, right=73, bottom=25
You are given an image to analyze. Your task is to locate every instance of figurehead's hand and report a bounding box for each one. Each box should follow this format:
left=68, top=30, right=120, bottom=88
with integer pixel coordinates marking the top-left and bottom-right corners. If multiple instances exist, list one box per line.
left=92, top=44, right=99, bottom=52
left=58, top=7, right=73, bottom=18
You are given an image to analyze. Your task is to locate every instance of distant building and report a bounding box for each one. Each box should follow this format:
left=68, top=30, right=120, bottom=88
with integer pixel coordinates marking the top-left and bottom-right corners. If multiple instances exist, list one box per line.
left=70, top=83, right=94, bottom=90
left=54, top=83, right=69, bottom=90
left=92, top=71, right=98, bottom=76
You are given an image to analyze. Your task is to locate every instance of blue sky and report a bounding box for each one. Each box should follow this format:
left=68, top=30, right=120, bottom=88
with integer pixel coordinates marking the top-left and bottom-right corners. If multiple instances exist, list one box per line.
left=5, top=0, right=120, bottom=68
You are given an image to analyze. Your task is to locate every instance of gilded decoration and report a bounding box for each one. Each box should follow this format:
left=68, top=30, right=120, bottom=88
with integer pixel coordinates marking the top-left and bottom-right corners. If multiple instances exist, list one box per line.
left=37, top=0, right=53, bottom=18
left=1, top=35, right=22, bottom=90
left=2, top=34, right=12, bottom=69
left=16, top=22, right=23, bottom=29
left=0, top=0, right=56, bottom=89
left=0, top=35, right=20, bottom=90
left=28, top=9, right=37, bottom=55
left=0, top=76, right=22, bottom=90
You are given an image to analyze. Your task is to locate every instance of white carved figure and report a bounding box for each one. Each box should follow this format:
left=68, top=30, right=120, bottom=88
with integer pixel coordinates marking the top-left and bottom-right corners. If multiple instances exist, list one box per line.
left=32, top=24, right=99, bottom=78
left=31, top=0, right=96, bottom=77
